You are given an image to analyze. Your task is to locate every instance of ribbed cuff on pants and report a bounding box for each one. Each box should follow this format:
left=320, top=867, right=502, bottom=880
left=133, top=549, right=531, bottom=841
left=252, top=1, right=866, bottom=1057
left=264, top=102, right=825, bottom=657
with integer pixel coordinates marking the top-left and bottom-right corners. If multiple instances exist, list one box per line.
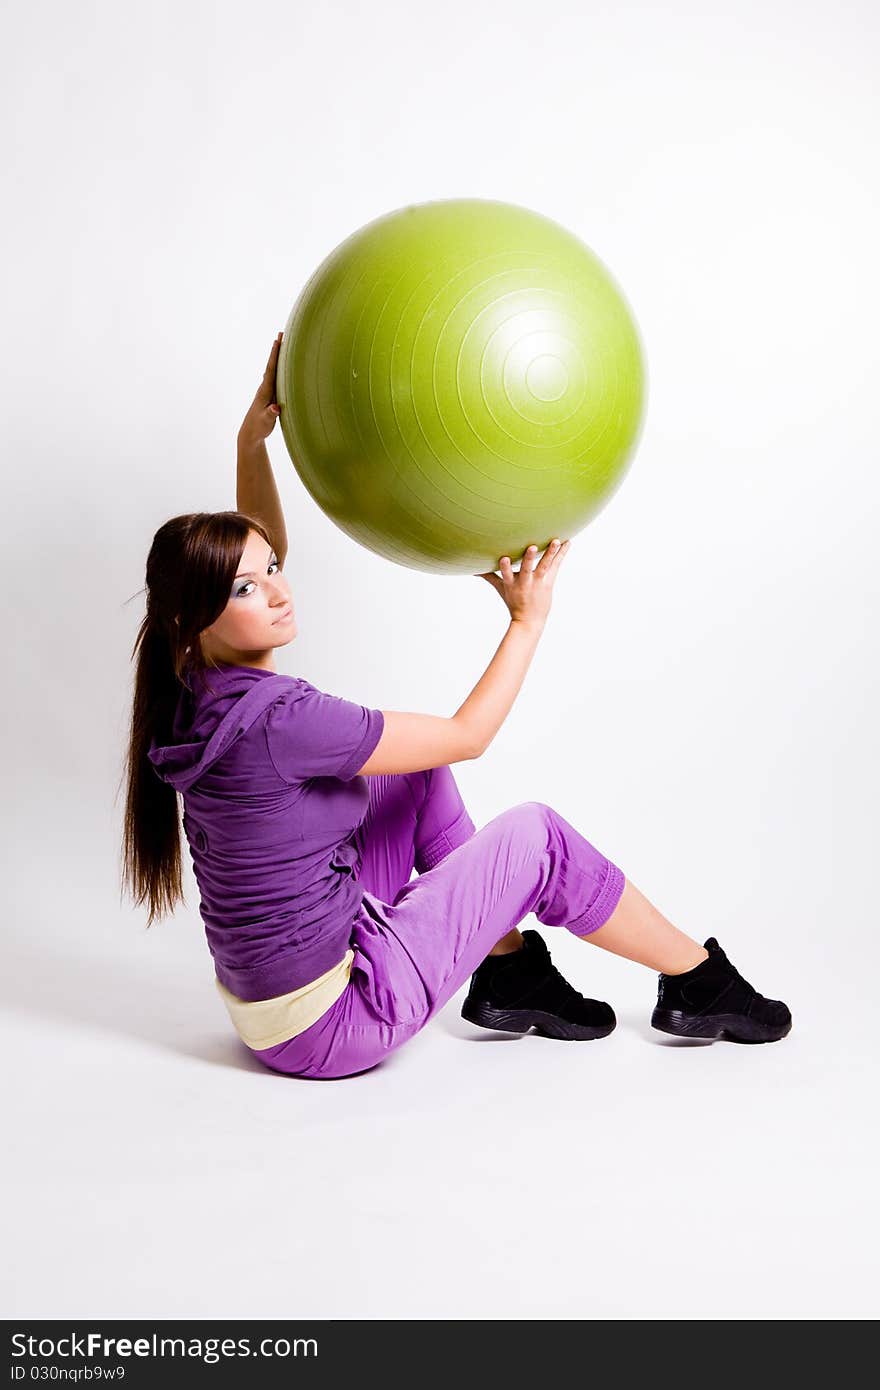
left=418, top=807, right=477, bottom=872
left=565, top=859, right=626, bottom=937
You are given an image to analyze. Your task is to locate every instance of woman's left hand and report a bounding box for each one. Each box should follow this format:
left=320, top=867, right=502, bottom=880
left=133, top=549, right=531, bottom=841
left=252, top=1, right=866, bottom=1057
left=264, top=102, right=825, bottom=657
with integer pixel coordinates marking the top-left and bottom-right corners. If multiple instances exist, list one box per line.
left=238, top=332, right=283, bottom=445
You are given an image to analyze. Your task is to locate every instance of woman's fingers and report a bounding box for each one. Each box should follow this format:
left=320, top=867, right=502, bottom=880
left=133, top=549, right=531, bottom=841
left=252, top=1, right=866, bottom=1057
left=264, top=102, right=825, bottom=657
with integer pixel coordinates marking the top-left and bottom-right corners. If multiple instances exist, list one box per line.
left=489, top=541, right=569, bottom=585
left=264, top=332, right=282, bottom=375
left=535, top=539, right=559, bottom=571
left=255, top=333, right=283, bottom=404
left=538, top=538, right=569, bottom=571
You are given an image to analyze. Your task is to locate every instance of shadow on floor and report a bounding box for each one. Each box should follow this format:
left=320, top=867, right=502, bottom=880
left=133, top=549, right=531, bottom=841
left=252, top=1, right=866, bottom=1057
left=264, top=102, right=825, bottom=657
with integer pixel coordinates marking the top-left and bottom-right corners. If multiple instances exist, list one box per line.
left=5, top=934, right=708, bottom=1082
left=3, top=933, right=268, bottom=1071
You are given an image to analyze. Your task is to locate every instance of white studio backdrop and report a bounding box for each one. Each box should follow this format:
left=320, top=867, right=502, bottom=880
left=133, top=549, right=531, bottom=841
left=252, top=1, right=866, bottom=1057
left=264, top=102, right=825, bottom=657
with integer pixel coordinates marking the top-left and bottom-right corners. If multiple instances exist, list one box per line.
left=1, top=0, right=878, bottom=1320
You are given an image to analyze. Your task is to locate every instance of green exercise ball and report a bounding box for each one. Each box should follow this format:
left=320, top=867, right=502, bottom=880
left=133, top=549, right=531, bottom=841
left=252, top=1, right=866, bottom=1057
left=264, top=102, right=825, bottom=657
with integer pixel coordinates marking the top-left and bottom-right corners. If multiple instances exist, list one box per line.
left=277, top=198, right=646, bottom=576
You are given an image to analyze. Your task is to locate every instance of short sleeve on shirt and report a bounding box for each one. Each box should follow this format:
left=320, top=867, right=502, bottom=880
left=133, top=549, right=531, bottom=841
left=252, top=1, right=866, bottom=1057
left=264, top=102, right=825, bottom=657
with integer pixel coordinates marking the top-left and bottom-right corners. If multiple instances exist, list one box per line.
left=264, top=680, right=385, bottom=783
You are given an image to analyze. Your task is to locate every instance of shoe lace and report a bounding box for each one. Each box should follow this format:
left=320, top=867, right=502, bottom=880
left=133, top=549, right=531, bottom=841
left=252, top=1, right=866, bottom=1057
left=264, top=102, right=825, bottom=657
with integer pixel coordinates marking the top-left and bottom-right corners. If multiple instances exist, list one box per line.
left=490, top=938, right=590, bottom=1007
left=536, top=962, right=585, bottom=1006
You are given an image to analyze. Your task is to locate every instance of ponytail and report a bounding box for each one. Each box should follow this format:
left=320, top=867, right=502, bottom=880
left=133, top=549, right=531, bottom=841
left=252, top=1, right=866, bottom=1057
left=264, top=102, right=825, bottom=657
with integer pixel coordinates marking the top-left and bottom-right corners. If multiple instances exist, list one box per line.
left=119, top=613, right=187, bottom=927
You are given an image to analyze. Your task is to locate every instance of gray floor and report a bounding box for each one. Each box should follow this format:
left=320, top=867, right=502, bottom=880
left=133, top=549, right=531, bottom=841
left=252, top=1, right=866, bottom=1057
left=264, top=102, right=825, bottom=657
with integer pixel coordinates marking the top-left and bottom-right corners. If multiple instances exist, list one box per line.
left=4, top=905, right=876, bottom=1321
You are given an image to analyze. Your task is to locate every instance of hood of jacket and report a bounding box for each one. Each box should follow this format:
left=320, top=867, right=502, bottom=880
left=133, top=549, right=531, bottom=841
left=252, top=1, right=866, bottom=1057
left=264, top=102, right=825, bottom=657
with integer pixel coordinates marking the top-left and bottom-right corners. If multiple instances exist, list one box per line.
left=147, top=662, right=290, bottom=793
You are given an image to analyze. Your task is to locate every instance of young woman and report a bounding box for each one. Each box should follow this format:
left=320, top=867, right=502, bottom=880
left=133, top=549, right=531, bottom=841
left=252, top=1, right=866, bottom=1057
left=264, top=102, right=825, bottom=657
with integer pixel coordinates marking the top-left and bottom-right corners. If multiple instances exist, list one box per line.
left=120, top=334, right=792, bottom=1080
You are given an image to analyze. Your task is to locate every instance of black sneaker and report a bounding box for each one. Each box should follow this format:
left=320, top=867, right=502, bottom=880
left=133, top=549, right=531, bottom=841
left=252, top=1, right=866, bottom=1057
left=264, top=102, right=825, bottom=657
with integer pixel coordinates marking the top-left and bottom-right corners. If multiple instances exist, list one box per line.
left=651, top=937, right=792, bottom=1043
left=461, top=929, right=616, bottom=1041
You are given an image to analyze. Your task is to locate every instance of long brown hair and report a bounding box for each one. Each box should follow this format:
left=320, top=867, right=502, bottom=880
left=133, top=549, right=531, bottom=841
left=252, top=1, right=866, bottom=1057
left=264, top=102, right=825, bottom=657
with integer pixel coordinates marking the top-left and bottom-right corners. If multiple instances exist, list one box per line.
left=119, top=510, right=275, bottom=927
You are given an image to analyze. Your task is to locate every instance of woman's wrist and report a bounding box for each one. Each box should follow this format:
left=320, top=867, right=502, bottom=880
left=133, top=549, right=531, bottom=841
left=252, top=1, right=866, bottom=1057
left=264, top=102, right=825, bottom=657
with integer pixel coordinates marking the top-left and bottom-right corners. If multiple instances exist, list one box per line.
left=510, top=615, right=546, bottom=637
left=237, top=427, right=266, bottom=454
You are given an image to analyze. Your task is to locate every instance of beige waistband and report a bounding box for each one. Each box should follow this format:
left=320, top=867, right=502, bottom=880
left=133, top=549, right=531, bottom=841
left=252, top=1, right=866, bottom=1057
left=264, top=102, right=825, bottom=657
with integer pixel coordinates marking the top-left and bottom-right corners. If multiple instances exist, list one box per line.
left=215, top=949, right=354, bottom=1050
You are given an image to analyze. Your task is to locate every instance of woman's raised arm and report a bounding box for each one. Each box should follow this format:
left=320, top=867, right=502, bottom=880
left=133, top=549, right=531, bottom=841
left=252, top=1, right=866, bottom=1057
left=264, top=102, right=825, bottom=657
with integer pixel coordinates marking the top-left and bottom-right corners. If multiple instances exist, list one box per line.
left=236, top=332, right=288, bottom=567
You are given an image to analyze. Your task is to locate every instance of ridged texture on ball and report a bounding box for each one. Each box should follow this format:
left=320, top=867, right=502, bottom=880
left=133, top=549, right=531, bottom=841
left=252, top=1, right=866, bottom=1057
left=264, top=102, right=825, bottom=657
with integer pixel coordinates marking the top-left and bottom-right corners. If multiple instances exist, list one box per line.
left=277, top=199, right=646, bottom=575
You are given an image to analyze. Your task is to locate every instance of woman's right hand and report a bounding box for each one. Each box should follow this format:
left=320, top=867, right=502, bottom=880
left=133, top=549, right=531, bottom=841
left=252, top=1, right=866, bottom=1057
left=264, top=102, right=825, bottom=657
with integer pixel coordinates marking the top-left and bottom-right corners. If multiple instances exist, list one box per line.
left=476, top=539, right=571, bottom=627
left=238, top=332, right=283, bottom=447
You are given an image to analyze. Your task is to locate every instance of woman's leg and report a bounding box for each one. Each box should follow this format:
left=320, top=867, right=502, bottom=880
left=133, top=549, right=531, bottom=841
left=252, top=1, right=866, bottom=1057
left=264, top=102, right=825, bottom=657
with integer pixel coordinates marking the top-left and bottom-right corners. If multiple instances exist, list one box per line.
left=352, top=767, right=525, bottom=956
left=580, top=879, right=791, bottom=1042
left=580, top=878, right=709, bottom=974
left=350, top=767, right=475, bottom=902
left=352, top=770, right=707, bottom=977
left=346, top=800, right=627, bottom=1035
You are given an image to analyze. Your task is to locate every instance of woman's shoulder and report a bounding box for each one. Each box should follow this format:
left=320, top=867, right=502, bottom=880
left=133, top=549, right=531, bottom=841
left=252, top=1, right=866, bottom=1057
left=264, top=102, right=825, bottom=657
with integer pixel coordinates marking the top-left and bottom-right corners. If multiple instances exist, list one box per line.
left=188, top=663, right=315, bottom=707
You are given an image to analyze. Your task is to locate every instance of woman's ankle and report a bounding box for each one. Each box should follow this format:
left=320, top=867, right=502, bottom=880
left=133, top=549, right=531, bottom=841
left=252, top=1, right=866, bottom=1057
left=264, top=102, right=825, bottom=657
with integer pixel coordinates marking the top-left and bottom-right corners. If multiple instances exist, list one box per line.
left=488, top=929, right=526, bottom=957
left=661, top=944, right=710, bottom=975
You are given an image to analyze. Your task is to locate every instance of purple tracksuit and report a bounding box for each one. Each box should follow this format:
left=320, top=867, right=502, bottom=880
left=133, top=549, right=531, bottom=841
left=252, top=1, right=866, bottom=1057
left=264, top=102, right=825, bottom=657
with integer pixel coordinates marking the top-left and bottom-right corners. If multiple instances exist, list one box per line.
left=148, top=661, right=626, bottom=1080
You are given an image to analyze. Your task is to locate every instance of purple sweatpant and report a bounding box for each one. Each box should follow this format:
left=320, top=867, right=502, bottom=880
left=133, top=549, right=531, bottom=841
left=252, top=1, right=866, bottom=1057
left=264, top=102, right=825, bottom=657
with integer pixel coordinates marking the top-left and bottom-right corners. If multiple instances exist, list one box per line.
left=251, top=767, right=626, bottom=1079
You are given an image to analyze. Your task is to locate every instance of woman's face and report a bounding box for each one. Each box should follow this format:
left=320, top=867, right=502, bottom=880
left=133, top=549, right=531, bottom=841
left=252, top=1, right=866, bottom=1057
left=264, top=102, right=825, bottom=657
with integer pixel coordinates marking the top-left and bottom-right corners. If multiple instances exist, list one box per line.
left=199, top=531, right=296, bottom=669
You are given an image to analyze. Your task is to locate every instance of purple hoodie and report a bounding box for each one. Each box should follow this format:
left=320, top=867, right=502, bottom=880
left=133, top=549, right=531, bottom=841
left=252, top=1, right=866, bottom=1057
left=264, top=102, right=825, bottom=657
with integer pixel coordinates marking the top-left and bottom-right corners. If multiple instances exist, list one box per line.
left=147, top=661, right=384, bottom=1001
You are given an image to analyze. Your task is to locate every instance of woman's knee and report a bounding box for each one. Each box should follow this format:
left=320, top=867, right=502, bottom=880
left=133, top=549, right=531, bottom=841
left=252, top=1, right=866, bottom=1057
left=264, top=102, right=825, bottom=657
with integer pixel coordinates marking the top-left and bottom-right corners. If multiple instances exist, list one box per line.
left=502, top=800, right=554, bottom=840
left=418, top=764, right=472, bottom=828
left=421, top=763, right=459, bottom=798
